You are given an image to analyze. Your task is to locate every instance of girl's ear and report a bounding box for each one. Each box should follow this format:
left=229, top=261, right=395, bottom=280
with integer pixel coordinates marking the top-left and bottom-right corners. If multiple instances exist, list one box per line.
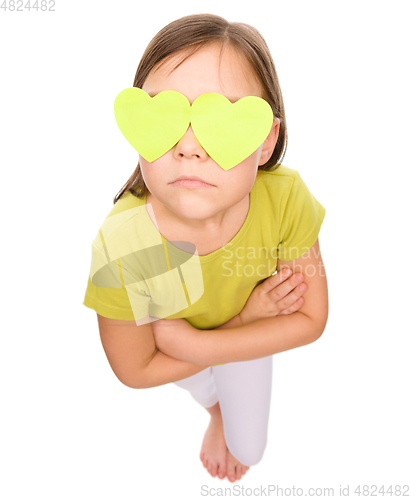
left=258, top=117, right=280, bottom=166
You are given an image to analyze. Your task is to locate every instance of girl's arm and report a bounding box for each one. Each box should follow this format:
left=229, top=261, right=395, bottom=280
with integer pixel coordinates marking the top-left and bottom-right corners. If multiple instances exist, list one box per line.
left=97, top=311, right=241, bottom=390
left=137, top=314, right=241, bottom=388
left=210, top=238, right=328, bottom=364
left=184, top=311, right=321, bottom=366
left=154, top=238, right=328, bottom=365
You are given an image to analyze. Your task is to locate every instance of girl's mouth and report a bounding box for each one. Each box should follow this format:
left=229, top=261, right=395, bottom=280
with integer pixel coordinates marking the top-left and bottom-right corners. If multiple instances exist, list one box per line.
left=169, top=179, right=215, bottom=189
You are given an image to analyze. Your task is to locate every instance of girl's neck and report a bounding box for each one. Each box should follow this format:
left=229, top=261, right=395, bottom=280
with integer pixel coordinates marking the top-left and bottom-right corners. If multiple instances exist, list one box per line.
left=146, top=191, right=248, bottom=232
left=145, top=191, right=251, bottom=255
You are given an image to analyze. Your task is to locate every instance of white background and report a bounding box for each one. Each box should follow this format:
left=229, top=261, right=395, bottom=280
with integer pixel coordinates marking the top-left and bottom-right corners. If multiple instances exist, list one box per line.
left=1, top=0, right=410, bottom=498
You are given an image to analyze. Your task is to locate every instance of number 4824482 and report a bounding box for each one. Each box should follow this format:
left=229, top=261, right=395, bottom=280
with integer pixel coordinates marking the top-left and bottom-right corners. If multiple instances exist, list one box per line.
left=1, top=0, right=56, bottom=11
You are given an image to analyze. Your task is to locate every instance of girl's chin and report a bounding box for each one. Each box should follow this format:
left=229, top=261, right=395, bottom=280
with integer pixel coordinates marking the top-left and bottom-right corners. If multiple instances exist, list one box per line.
left=165, top=199, right=220, bottom=219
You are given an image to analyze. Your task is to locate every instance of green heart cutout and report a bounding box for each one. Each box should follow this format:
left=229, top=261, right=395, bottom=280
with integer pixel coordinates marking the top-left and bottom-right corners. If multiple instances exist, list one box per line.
left=114, top=87, right=190, bottom=162
left=191, top=93, right=274, bottom=170
left=114, top=88, right=273, bottom=170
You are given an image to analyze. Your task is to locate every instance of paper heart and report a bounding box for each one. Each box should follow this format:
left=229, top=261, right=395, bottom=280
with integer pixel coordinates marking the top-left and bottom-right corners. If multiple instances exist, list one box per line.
left=191, top=93, right=274, bottom=170
left=114, top=88, right=190, bottom=162
left=114, top=88, right=274, bottom=170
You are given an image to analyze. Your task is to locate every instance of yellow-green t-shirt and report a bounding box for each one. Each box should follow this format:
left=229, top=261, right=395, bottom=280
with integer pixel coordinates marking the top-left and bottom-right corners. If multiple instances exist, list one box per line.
left=83, top=164, right=326, bottom=366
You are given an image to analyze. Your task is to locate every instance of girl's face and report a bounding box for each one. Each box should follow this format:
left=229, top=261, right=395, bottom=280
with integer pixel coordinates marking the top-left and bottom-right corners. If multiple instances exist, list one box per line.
left=140, top=42, right=279, bottom=230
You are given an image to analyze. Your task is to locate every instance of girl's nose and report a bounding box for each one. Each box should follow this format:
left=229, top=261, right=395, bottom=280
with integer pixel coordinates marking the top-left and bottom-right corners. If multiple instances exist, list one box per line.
left=173, top=125, right=208, bottom=161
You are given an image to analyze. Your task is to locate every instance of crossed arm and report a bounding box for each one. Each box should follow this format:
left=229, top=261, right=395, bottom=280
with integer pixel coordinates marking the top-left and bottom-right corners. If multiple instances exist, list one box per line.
left=152, top=238, right=329, bottom=366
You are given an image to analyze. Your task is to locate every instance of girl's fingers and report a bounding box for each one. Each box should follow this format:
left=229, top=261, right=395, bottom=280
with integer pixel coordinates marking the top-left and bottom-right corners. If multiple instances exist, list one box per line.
left=260, top=268, right=293, bottom=293
left=274, top=282, right=307, bottom=313
left=278, top=296, right=304, bottom=315
left=264, top=272, right=306, bottom=302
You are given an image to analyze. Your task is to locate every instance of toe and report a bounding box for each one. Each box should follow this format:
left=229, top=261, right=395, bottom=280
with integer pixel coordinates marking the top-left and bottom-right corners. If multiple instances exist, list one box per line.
left=227, top=463, right=236, bottom=482
left=217, top=464, right=226, bottom=479
left=209, top=462, right=217, bottom=477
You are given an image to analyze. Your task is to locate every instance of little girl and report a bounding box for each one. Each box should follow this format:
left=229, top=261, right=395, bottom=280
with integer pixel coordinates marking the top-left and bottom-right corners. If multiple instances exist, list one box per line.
left=83, top=13, right=328, bottom=483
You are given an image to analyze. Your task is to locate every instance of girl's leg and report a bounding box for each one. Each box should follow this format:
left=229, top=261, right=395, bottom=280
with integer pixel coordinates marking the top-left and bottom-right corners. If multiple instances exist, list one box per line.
left=174, top=370, right=229, bottom=478
left=212, top=355, right=273, bottom=467
left=173, top=367, right=219, bottom=409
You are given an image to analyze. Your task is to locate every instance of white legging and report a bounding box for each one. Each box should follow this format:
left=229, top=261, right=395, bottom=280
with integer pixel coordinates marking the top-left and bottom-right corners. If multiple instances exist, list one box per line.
left=173, top=355, right=273, bottom=466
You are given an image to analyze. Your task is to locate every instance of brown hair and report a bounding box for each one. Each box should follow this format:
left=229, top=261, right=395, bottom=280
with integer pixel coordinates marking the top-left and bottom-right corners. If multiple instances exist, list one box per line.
left=114, top=13, right=287, bottom=204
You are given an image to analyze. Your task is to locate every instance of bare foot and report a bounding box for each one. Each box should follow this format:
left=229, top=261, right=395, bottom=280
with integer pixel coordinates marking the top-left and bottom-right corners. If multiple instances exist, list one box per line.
left=226, top=449, right=250, bottom=483
left=199, top=414, right=228, bottom=479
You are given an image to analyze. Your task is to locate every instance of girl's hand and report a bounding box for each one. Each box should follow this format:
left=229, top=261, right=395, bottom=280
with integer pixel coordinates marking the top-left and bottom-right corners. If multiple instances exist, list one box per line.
left=239, top=269, right=308, bottom=325
left=150, top=317, right=198, bottom=360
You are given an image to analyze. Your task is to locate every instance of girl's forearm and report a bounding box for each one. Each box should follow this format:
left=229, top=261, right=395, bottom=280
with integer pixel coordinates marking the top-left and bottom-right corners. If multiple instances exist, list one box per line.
left=212, top=314, right=243, bottom=330
left=138, top=349, right=210, bottom=388
left=138, top=314, right=243, bottom=389
left=193, top=312, right=322, bottom=366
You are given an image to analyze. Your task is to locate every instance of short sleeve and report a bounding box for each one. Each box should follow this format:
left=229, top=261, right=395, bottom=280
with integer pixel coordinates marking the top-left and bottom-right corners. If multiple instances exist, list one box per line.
left=83, top=243, right=150, bottom=321
left=277, top=171, right=326, bottom=261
